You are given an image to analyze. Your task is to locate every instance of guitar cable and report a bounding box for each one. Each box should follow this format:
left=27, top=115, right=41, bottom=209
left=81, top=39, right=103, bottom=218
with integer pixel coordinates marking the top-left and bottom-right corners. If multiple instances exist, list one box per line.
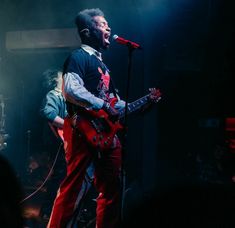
left=20, top=142, right=63, bottom=204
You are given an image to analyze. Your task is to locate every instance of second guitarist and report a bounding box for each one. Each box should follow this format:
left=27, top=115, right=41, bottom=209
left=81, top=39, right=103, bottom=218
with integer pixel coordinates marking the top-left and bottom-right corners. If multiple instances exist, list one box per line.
left=40, top=69, right=95, bottom=224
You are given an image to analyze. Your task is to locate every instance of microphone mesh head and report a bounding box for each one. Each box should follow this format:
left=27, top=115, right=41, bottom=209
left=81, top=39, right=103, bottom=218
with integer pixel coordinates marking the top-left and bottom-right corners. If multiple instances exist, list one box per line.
left=112, top=34, right=118, bottom=40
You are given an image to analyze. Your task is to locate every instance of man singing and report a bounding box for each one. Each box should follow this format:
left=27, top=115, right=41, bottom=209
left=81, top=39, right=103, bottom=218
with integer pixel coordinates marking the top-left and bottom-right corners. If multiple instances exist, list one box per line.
left=47, top=8, right=125, bottom=228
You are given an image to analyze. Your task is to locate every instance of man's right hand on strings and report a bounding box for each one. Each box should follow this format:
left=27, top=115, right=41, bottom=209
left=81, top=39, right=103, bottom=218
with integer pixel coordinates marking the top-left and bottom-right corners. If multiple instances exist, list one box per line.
left=102, top=101, right=119, bottom=122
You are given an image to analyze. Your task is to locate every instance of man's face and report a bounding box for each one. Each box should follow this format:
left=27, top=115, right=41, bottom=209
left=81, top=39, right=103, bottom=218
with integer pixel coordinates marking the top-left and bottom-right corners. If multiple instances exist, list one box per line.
left=91, top=16, right=111, bottom=50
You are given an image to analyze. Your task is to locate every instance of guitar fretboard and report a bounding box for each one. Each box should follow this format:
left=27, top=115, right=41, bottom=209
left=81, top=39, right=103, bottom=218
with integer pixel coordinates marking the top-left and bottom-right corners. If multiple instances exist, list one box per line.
left=119, top=94, right=150, bottom=119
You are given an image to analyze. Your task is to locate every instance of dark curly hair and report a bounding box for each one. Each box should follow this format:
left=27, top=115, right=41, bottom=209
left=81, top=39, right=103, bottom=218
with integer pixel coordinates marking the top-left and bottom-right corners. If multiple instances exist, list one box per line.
left=75, top=8, right=104, bottom=41
left=42, top=69, right=62, bottom=91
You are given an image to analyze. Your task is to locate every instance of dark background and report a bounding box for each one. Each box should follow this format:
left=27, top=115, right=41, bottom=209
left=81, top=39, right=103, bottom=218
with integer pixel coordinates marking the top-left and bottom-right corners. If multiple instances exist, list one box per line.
left=0, top=0, right=235, bottom=206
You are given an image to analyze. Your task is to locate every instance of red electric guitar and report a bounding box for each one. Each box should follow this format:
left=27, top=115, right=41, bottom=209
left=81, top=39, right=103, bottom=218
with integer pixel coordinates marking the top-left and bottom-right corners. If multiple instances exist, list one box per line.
left=75, top=88, right=161, bottom=151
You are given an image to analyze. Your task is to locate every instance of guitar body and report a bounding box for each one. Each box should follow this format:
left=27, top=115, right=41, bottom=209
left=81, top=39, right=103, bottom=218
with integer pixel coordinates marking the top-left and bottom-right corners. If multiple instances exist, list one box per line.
left=76, top=99, right=123, bottom=151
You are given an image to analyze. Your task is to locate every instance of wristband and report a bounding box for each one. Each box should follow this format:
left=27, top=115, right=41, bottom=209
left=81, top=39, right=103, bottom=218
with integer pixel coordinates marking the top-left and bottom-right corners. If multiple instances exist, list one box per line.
left=103, top=102, right=110, bottom=109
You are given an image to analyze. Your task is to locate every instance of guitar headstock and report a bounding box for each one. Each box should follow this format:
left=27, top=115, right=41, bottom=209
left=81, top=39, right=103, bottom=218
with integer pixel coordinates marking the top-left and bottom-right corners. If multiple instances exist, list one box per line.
left=149, top=88, right=162, bottom=103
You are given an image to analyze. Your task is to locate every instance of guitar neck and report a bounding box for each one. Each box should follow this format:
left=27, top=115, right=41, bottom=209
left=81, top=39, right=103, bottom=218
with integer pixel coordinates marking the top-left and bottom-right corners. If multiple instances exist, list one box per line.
left=119, top=94, right=150, bottom=119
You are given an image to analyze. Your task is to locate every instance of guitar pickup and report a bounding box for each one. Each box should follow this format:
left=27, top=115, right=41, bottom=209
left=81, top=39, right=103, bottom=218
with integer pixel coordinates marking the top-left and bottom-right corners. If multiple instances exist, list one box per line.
left=91, top=118, right=111, bottom=133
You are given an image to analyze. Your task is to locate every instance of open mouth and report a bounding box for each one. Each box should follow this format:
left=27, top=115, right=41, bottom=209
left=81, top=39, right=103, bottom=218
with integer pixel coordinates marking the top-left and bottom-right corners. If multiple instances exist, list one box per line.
left=104, top=33, right=110, bottom=45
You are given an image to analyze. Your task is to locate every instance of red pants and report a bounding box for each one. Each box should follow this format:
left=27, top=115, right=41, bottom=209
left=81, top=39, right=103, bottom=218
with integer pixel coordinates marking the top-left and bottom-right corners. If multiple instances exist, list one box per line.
left=47, top=117, right=122, bottom=228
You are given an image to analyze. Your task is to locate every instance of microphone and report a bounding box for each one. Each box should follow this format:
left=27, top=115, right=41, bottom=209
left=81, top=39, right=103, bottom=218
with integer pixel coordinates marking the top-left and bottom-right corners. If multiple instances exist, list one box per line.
left=112, top=34, right=142, bottom=50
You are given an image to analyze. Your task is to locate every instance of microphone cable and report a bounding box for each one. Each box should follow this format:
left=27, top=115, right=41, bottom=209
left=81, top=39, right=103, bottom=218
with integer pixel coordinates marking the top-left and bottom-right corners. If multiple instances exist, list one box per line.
left=20, top=142, right=63, bottom=204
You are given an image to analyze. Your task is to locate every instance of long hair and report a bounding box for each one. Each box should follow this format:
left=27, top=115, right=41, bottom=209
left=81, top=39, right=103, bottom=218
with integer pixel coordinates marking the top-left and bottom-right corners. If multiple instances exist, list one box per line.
left=42, top=69, right=61, bottom=91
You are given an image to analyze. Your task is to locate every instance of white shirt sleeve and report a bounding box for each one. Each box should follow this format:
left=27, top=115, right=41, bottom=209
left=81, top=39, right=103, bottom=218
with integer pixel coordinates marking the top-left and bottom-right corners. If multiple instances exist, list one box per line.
left=63, top=72, right=104, bottom=110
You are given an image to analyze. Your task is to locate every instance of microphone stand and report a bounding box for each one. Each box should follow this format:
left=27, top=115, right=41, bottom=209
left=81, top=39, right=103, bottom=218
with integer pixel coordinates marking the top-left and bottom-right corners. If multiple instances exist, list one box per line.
left=120, top=43, right=136, bottom=224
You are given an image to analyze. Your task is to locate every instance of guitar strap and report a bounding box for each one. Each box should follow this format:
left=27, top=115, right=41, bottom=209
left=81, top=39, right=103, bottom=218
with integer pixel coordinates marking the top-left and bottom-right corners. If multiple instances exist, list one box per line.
left=110, top=77, right=118, bottom=99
